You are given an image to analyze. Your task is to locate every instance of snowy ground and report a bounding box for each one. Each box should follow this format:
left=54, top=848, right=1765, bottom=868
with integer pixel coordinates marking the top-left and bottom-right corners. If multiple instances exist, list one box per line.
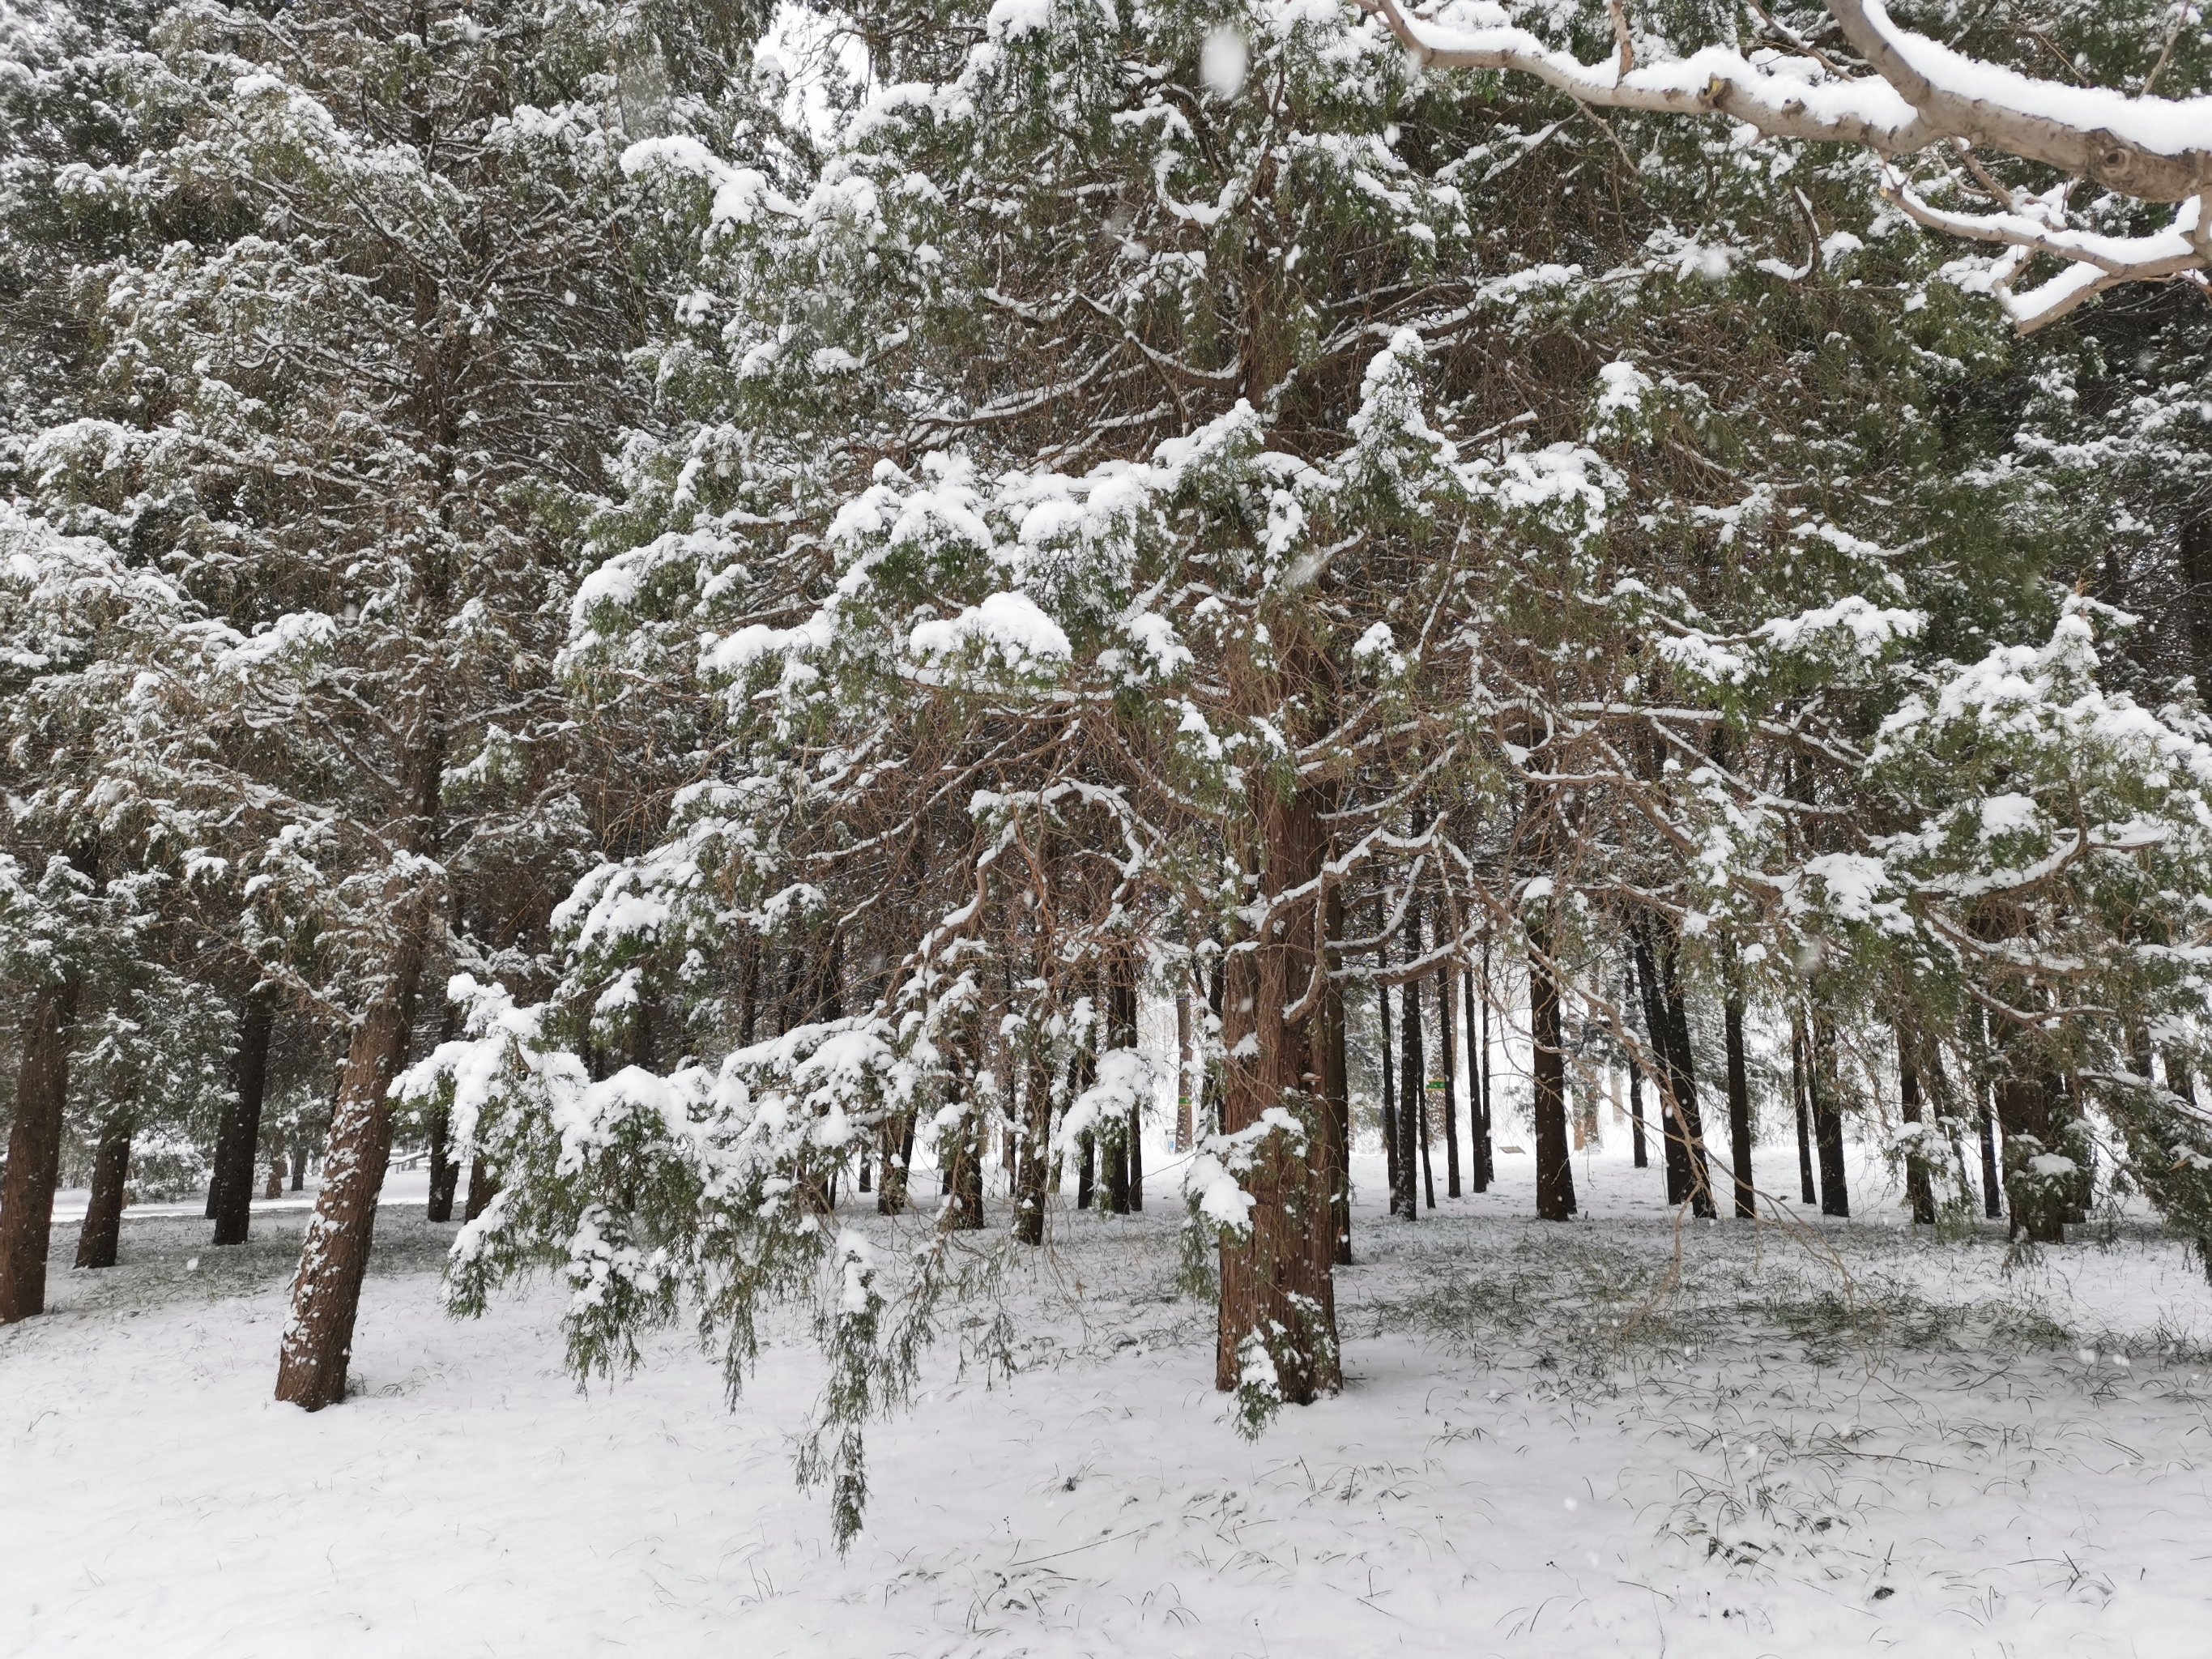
left=7, top=1141, right=2212, bottom=1657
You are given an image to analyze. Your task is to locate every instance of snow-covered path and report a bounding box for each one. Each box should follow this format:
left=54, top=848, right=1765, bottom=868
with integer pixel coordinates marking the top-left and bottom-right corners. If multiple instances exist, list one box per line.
left=6, top=1147, right=2212, bottom=1657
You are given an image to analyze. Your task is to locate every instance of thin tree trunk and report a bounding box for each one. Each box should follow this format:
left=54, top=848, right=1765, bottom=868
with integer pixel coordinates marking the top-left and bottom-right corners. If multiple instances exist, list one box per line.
left=1214, top=787, right=1341, bottom=1405
left=1529, top=927, right=1575, bottom=1221
left=877, top=1109, right=914, bottom=1216
left=1322, top=890, right=1352, bottom=1265
left=1899, top=1027, right=1937, bottom=1225
left=1396, top=902, right=1424, bottom=1221
left=74, top=1118, right=133, bottom=1270
left=275, top=938, right=425, bottom=1410
left=1791, top=1012, right=1818, bottom=1203
left=1809, top=1013, right=1850, bottom=1218
left=1439, top=959, right=1461, bottom=1200
left=0, top=978, right=81, bottom=1323
left=1627, top=1050, right=1650, bottom=1168
left=265, top=1137, right=286, bottom=1201
left=1723, top=992, right=1754, bottom=1219
left=1176, top=986, right=1195, bottom=1154
left=210, top=987, right=275, bottom=1241
left=1013, top=1045, right=1051, bottom=1246
left=1472, top=946, right=1494, bottom=1190
left=1114, top=954, right=1143, bottom=1213
left=1378, top=954, right=1399, bottom=1208
left=1639, top=929, right=1719, bottom=1215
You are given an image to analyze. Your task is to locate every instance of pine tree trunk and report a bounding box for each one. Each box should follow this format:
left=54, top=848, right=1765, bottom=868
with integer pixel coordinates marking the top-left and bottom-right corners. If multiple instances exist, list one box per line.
left=73, top=1119, right=134, bottom=1270
left=1633, top=928, right=1713, bottom=1213
left=1627, top=1051, right=1649, bottom=1169
left=1176, top=988, right=1196, bottom=1155
left=1395, top=902, right=1424, bottom=1220
left=0, top=976, right=81, bottom=1323
left=290, top=1139, right=309, bottom=1192
left=210, top=988, right=275, bottom=1234
left=1377, top=971, right=1398, bottom=1207
left=1470, top=952, right=1494, bottom=1190
left=1809, top=1015, right=1850, bottom=1218
left=275, top=941, right=424, bottom=1410
left=1791, top=1012, right=1818, bottom=1204
left=462, top=1157, right=496, bottom=1221
left=1898, top=1030, right=1936, bottom=1225
left=1109, top=957, right=1140, bottom=1212
left=1013, top=1047, right=1051, bottom=1247
left=1322, top=889, right=1352, bottom=1265
left=1723, top=995, right=1755, bottom=1219
left=1213, top=788, right=1340, bottom=1406
left=1994, top=1069, right=2073, bottom=1243
left=265, top=1137, right=286, bottom=1201
left=1438, top=959, right=1461, bottom=1200
left=876, top=1111, right=913, bottom=1215
left=425, top=1107, right=458, bottom=1222
left=1529, top=928, right=1576, bottom=1221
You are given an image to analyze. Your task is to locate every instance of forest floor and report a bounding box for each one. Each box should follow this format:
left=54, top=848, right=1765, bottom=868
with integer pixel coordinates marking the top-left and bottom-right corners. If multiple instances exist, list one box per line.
left=6, top=1142, right=2212, bottom=1658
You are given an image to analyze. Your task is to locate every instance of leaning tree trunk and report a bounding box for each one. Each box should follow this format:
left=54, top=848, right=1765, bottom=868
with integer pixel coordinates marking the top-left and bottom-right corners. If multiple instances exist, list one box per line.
left=1528, top=926, right=1576, bottom=1221
left=210, top=987, right=275, bottom=1245
left=0, top=976, right=82, bottom=1323
left=1214, top=787, right=1341, bottom=1408
left=74, top=1117, right=134, bottom=1271
left=274, top=940, right=424, bottom=1410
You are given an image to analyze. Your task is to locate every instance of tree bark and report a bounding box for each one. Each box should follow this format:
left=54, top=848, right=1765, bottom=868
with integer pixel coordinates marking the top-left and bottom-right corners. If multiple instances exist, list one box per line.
left=209, top=987, right=275, bottom=1236
left=73, top=1118, right=133, bottom=1270
left=1396, top=901, right=1424, bottom=1219
left=0, top=976, right=82, bottom=1322
left=1723, top=993, right=1755, bottom=1219
left=425, top=1107, right=458, bottom=1222
left=1321, top=889, right=1352, bottom=1265
left=1378, top=952, right=1399, bottom=1207
left=1470, top=948, right=1493, bottom=1190
left=1438, top=959, right=1461, bottom=1199
left=1809, top=1014, right=1850, bottom=1218
left=1213, top=788, right=1341, bottom=1405
left=1791, top=1012, right=1818, bottom=1203
left=1176, top=987, right=1195, bottom=1154
left=274, top=939, right=424, bottom=1410
left=1994, top=1068, right=2073, bottom=1243
left=1529, top=927, right=1576, bottom=1221
left=1012, top=1045, right=1051, bottom=1246
left=1898, top=1028, right=1937, bottom=1225
left=1627, top=1051, right=1649, bottom=1170
left=1633, top=927, right=1714, bottom=1216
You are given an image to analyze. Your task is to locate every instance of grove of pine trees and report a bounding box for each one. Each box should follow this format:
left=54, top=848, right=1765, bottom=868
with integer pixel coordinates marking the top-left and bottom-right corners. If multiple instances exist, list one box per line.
left=9, top=0, right=2212, bottom=1542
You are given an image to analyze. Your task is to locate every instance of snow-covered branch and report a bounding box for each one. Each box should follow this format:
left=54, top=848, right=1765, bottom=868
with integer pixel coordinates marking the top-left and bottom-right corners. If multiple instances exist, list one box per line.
left=1368, top=0, right=2212, bottom=327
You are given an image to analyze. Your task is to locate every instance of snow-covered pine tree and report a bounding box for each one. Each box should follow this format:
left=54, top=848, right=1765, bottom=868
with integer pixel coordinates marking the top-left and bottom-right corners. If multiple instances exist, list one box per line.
left=405, top=0, right=2093, bottom=1537
left=11, top=0, right=660, bottom=1396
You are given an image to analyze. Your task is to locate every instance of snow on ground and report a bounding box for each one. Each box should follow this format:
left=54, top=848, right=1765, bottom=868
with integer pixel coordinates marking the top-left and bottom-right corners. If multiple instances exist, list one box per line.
left=6, top=1140, right=2212, bottom=1657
